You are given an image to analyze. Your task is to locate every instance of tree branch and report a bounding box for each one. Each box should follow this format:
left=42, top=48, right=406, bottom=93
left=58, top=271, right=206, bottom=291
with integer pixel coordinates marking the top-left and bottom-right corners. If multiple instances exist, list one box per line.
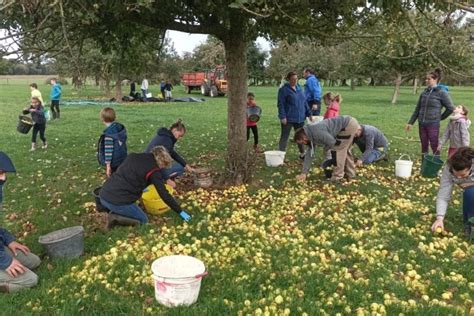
left=443, top=0, right=474, bottom=13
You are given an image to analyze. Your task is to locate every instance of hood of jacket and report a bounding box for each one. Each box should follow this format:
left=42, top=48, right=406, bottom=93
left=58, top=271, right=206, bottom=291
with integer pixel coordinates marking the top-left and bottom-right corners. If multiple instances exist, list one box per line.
left=104, top=122, right=127, bottom=142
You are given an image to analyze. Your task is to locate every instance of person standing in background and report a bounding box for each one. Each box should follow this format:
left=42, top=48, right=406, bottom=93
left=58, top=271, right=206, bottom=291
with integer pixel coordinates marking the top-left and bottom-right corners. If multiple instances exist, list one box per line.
left=303, top=68, right=322, bottom=117
left=29, top=83, right=43, bottom=105
left=49, top=78, right=62, bottom=119
left=141, top=78, right=149, bottom=102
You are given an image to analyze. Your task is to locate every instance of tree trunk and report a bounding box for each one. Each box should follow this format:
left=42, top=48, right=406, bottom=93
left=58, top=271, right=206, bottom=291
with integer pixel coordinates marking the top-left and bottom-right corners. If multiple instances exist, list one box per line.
left=413, top=78, right=418, bottom=95
left=222, top=25, right=249, bottom=184
left=391, top=73, right=402, bottom=105
left=369, top=77, right=375, bottom=86
left=350, top=78, right=355, bottom=91
left=114, top=79, right=123, bottom=102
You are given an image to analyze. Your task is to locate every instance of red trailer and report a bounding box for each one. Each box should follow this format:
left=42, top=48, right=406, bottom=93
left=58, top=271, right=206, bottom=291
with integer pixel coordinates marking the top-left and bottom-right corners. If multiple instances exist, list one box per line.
left=180, top=66, right=227, bottom=97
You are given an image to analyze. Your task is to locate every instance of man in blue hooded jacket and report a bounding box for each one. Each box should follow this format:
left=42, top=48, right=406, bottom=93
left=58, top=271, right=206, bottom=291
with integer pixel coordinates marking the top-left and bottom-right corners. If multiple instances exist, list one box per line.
left=303, top=68, right=322, bottom=116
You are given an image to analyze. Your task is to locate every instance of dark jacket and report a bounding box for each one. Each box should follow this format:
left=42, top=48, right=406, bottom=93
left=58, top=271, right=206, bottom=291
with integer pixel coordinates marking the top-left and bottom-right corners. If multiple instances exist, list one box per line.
left=408, top=86, right=454, bottom=125
left=144, top=128, right=186, bottom=167
left=102, top=122, right=128, bottom=167
left=354, top=124, right=388, bottom=163
left=277, top=83, right=311, bottom=123
left=0, top=228, right=15, bottom=270
left=99, top=153, right=181, bottom=213
left=23, top=105, right=46, bottom=125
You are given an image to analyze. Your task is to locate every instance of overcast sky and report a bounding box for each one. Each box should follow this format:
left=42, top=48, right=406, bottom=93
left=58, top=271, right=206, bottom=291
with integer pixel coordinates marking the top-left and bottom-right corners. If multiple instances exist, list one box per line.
left=167, top=30, right=272, bottom=56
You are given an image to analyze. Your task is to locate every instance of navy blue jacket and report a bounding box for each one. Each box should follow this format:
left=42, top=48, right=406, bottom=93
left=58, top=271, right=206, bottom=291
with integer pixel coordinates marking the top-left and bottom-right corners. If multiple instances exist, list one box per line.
left=101, top=122, right=128, bottom=168
left=144, top=128, right=186, bottom=167
left=0, top=228, right=15, bottom=270
left=277, top=83, right=311, bottom=123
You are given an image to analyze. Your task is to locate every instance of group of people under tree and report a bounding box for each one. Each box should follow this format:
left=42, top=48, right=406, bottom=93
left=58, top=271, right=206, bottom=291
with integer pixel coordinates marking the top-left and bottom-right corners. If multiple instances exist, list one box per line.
left=130, top=78, right=173, bottom=102
left=0, top=67, right=472, bottom=293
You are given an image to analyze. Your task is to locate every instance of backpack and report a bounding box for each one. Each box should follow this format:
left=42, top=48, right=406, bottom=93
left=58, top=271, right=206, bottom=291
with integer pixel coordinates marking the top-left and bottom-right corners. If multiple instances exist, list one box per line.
left=97, top=134, right=127, bottom=168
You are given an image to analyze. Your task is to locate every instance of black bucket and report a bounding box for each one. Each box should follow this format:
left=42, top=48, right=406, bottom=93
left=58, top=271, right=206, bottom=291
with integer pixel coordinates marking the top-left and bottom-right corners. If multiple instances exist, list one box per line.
left=93, top=187, right=110, bottom=213
left=17, top=115, right=33, bottom=134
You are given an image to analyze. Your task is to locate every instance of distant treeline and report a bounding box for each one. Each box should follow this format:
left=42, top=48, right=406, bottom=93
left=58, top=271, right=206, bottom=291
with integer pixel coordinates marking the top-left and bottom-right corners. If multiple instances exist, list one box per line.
left=0, top=59, right=55, bottom=76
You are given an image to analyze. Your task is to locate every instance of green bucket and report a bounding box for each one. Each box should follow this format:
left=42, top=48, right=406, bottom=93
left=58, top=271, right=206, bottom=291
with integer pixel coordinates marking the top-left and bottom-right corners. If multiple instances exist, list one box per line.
left=421, top=154, right=444, bottom=178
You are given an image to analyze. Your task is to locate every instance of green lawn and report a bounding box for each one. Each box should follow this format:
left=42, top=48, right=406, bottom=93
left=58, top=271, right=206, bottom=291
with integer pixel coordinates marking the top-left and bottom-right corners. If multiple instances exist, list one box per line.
left=0, top=79, right=473, bottom=315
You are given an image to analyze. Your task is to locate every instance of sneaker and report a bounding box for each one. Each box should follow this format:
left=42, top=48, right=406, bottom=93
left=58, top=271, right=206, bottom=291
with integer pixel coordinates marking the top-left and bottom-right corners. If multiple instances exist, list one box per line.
left=42, top=142, right=48, bottom=149
left=30, top=143, right=36, bottom=151
left=299, top=153, right=306, bottom=160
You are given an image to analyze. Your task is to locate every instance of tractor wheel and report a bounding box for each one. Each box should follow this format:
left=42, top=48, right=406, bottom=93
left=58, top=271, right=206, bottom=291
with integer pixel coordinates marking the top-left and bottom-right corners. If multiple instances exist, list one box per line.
left=201, top=84, right=210, bottom=96
left=210, top=86, right=218, bottom=97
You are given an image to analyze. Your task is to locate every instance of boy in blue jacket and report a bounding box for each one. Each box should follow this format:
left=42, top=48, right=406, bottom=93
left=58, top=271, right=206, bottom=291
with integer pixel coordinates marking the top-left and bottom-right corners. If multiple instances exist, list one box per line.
left=0, top=153, right=41, bottom=293
left=98, top=107, right=128, bottom=177
left=49, top=78, right=62, bottom=119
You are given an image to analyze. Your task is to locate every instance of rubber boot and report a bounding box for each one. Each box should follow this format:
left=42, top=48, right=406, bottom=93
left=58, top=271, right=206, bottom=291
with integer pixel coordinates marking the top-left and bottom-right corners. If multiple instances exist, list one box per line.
left=30, top=143, right=36, bottom=151
left=52, top=111, right=57, bottom=119
left=106, top=213, right=141, bottom=230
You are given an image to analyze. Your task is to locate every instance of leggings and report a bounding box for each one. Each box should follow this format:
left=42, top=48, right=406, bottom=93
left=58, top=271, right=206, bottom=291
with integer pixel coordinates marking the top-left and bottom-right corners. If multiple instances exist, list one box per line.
left=247, top=126, right=258, bottom=145
left=419, top=123, right=440, bottom=155
left=50, top=100, right=60, bottom=118
left=463, top=186, right=474, bottom=225
left=279, top=122, right=305, bottom=153
left=32, top=124, right=46, bottom=143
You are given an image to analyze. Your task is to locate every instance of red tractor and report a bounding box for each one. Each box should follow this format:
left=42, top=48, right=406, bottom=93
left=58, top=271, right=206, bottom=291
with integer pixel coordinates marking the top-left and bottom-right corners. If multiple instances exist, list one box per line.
left=181, top=65, right=228, bottom=97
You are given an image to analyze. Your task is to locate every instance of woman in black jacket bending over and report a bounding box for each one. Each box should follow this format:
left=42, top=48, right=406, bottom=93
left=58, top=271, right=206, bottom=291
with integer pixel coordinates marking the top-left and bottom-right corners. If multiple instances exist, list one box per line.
left=99, top=146, right=191, bottom=227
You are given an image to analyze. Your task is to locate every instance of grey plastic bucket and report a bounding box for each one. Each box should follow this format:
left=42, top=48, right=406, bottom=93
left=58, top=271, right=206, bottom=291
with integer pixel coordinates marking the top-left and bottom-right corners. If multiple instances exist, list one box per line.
left=38, top=226, right=84, bottom=259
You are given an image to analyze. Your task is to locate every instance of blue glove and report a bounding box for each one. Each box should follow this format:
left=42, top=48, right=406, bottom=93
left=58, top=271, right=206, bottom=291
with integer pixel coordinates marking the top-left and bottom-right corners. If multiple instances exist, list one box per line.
left=179, top=210, right=192, bottom=222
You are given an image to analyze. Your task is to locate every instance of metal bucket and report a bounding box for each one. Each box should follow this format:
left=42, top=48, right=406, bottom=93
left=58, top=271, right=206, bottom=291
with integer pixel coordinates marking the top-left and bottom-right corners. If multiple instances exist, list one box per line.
left=247, top=106, right=262, bottom=123
left=38, top=226, right=84, bottom=259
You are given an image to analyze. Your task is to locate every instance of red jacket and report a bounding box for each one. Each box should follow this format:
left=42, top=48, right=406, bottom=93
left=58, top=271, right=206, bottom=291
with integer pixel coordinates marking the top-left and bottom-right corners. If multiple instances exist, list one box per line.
left=323, top=101, right=340, bottom=119
left=247, top=100, right=258, bottom=127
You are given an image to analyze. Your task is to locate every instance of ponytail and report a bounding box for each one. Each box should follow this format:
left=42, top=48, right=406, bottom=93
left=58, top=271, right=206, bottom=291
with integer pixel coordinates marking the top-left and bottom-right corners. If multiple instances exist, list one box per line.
left=323, top=92, right=342, bottom=104
left=448, top=147, right=474, bottom=171
left=170, top=119, right=186, bottom=133
left=151, top=146, right=172, bottom=169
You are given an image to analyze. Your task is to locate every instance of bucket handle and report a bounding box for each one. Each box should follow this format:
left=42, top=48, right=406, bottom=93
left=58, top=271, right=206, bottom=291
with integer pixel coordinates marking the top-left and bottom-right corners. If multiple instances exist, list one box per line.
left=195, top=271, right=208, bottom=278
left=398, top=154, right=411, bottom=161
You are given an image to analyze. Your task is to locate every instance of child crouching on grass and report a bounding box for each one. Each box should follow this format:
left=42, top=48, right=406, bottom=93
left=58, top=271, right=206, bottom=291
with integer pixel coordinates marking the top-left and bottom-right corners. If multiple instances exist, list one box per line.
left=0, top=152, right=41, bottom=293
left=437, top=104, right=470, bottom=159
left=23, top=97, right=47, bottom=151
left=98, top=107, right=128, bottom=177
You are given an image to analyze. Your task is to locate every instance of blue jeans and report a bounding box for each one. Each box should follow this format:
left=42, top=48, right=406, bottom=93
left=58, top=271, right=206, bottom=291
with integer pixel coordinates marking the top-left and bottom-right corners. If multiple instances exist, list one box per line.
left=99, top=197, right=148, bottom=223
left=362, top=149, right=385, bottom=165
left=141, top=89, right=148, bottom=102
left=160, top=163, right=185, bottom=180
left=463, top=186, right=474, bottom=225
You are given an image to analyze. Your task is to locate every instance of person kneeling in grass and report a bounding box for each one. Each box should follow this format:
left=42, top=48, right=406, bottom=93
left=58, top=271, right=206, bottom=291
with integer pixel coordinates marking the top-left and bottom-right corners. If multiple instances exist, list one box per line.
left=99, top=146, right=192, bottom=229
left=0, top=153, right=41, bottom=293
left=294, top=115, right=360, bottom=182
left=431, top=147, right=474, bottom=240
left=353, top=124, right=389, bottom=167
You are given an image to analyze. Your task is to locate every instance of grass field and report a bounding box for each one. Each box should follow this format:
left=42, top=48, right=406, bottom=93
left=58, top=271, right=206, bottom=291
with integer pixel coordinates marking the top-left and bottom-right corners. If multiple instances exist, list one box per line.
left=0, top=78, right=473, bottom=315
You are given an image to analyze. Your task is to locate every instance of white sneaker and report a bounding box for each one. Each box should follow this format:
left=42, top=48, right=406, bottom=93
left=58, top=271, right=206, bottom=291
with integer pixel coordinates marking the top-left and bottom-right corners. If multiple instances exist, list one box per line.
left=42, top=142, right=48, bottom=149
left=30, top=144, right=36, bottom=151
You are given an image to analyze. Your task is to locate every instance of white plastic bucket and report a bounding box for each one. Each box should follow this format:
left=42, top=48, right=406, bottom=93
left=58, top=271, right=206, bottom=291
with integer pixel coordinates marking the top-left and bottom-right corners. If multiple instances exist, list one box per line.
left=151, top=255, right=207, bottom=307
left=307, top=115, right=324, bottom=124
left=264, top=151, right=285, bottom=167
left=395, top=154, right=413, bottom=178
